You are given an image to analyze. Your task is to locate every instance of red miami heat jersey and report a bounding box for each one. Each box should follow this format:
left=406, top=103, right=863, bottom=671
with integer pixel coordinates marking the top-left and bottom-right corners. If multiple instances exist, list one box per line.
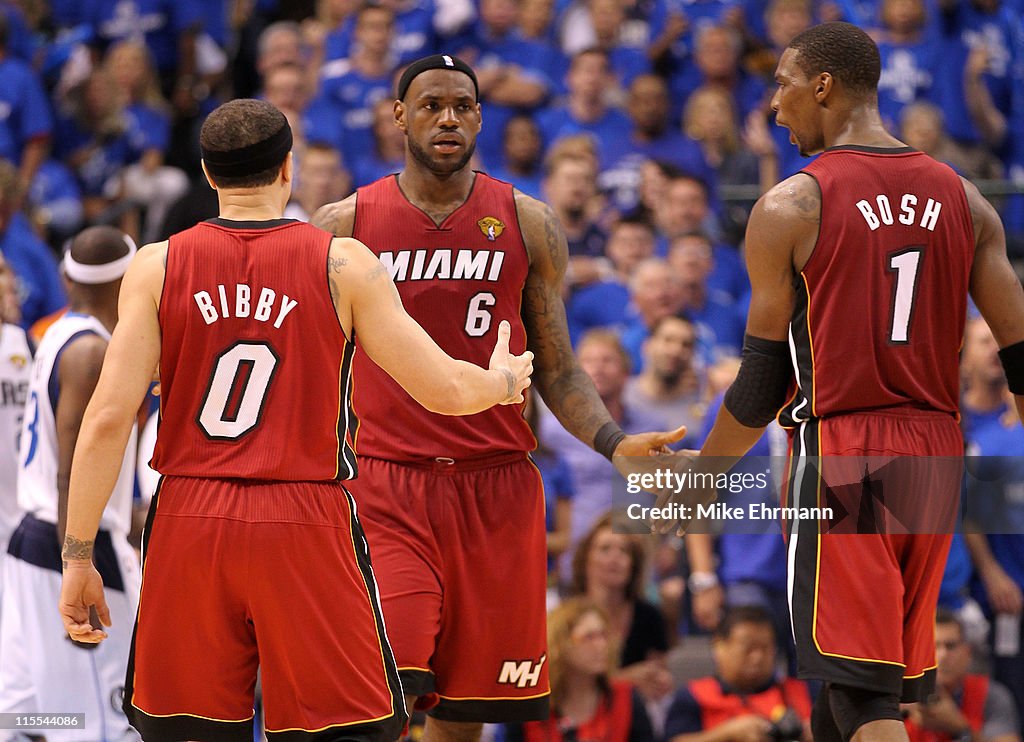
left=152, top=218, right=358, bottom=480
left=352, top=173, right=535, bottom=460
left=779, top=147, right=974, bottom=427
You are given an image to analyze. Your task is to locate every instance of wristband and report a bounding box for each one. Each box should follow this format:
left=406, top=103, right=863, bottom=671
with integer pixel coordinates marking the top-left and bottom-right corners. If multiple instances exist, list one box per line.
left=594, top=421, right=626, bottom=460
left=998, top=339, right=1024, bottom=394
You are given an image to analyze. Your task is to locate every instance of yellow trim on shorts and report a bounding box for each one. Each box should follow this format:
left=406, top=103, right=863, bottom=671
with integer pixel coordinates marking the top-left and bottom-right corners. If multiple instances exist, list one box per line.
left=438, top=691, right=551, bottom=702
left=398, top=665, right=433, bottom=673
left=265, top=711, right=398, bottom=733
left=130, top=704, right=254, bottom=723
left=903, top=665, right=937, bottom=680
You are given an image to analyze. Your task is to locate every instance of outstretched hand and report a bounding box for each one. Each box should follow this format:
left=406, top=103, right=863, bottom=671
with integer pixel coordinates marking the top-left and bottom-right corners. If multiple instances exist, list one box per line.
left=613, top=425, right=689, bottom=457
left=489, top=320, right=534, bottom=405
left=59, top=563, right=111, bottom=644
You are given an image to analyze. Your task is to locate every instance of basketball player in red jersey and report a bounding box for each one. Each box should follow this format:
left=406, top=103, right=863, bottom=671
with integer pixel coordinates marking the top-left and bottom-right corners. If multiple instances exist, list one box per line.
left=658, top=22, right=1024, bottom=742
left=311, top=55, right=685, bottom=737
left=57, top=99, right=533, bottom=742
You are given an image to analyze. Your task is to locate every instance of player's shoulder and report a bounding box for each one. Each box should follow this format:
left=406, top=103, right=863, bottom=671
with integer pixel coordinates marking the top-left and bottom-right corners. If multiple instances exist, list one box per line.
left=755, top=172, right=821, bottom=226
left=311, top=193, right=359, bottom=237
left=512, top=188, right=557, bottom=232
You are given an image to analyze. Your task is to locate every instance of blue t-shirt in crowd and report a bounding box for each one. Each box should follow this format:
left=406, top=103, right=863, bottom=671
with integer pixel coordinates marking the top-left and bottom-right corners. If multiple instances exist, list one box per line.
left=324, top=0, right=438, bottom=67
left=876, top=36, right=941, bottom=130
left=81, top=0, right=206, bottom=73
left=314, top=62, right=393, bottom=169
left=0, top=57, right=53, bottom=165
left=1, top=213, right=67, bottom=329
left=535, top=105, right=634, bottom=169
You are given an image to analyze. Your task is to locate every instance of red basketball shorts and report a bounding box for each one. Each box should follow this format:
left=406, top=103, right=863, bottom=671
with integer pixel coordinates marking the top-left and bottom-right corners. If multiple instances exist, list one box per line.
left=349, top=453, right=550, bottom=723
left=785, top=409, right=963, bottom=701
left=125, top=476, right=407, bottom=742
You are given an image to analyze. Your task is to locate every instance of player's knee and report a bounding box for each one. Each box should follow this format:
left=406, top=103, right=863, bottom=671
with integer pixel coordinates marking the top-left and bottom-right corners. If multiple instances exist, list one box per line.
left=828, top=683, right=902, bottom=741
left=423, top=716, right=483, bottom=742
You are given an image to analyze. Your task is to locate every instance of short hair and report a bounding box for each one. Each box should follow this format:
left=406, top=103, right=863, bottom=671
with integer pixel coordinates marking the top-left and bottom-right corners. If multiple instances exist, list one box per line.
left=714, top=605, right=776, bottom=640
left=935, top=607, right=965, bottom=640
left=356, top=2, right=393, bottom=25
left=576, top=329, right=633, bottom=374
left=200, top=99, right=289, bottom=188
left=610, top=214, right=655, bottom=235
left=787, top=22, right=881, bottom=94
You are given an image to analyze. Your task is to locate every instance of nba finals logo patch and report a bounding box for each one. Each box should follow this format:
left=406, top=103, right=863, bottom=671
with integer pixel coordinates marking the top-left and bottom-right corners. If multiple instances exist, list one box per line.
left=478, top=216, right=504, bottom=242
left=8, top=354, right=26, bottom=369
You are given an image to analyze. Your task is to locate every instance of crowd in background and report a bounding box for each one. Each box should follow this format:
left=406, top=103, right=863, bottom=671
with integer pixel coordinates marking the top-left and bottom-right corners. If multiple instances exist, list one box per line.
left=0, top=0, right=1022, bottom=740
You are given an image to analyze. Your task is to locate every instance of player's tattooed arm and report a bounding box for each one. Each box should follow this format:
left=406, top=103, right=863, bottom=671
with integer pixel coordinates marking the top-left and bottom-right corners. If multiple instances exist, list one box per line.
left=311, top=193, right=358, bottom=237
left=61, top=535, right=94, bottom=568
left=516, top=191, right=614, bottom=443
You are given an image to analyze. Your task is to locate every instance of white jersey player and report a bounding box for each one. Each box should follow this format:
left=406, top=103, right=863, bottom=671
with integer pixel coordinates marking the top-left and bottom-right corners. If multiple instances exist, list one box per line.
left=0, top=297, right=31, bottom=602
left=0, top=229, right=140, bottom=742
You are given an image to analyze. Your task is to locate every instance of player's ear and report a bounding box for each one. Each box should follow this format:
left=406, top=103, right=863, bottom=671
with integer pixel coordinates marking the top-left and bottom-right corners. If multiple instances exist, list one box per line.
left=394, top=99, right=407, bottom=132
left=280, top=152, right=294, bottom=186
left=816, top=72, right=833, bottom=102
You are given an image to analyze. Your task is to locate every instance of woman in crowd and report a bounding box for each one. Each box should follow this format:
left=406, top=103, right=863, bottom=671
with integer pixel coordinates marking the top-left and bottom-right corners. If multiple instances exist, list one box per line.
left=506, top=597, right=654, bottom=741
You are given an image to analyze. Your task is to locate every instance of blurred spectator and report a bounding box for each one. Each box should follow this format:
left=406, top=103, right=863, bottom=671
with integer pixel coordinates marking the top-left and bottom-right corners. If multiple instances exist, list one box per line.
left=623, top=315, right=704, bottom=441
left=536, top=48, right=633, bottom=169
left=455, top=0, right=551, bottom=167
left=537, top=330, right=667, bottom=552
left=674, top=25, right=768, bottom=122
left=586, top=0, right=651, bottom=91
left=900, top=102, right=1003, bottom=181
left=619, top=257, right=687, bottom=373
left=683, top=85, right=779, bottom=241
left=80, top=0, right=207, bottom=114
left=0, top=251, right=19, bottom=324
left=28, top=160, right=84, bottom=248
left=523, top=389, right=575, bottom=590
left=520, top=0, right=561, bottom=46
left=0, top=12, right=52, bottom=203
left=314, top=4, right=396, bottom=168
left=263, top=62, right=316, bottom=161
left=350, top=97, right=405, bottom=187
left=664, top=606, right=813, bottom=742
left=0, top=160, right=66, bottom=329
left=904, top=610, right=1021, bottom=742
left=571, top=514, right=674, bottom=709
left=485, top=114, right=545, bottom=199
left=258, top=20, right=310, bottom=78
left=932, top=0, right=1019, bottom=152
left=504, top=598, right=655, bottom=742
left=543, top=146, right=608, bottom=290
left=668, top=231, right=745, bottom=364
left=651, top=173, right=747, bottom=302
left=104, top=41, right=189, bottom=243
left=54, top=69, right=141, bottom=238
left=961, top=316, right=1014, bottom=436
left=599, top=73, right=714, bottom=216
left=874, top=0, right=939, bottom=131
left=567, top=216, right=655, bottom=343
left=285, top=142, right=352, bottom=221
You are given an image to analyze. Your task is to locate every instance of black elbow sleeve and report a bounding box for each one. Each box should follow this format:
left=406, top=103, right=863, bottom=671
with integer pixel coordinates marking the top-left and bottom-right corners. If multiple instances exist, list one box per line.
left=723, top=334, right=793, bottom=427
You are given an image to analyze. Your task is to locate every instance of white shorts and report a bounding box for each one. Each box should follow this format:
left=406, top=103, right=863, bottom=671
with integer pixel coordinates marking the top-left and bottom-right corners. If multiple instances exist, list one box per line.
left=0, top=514, right=141, bottom=742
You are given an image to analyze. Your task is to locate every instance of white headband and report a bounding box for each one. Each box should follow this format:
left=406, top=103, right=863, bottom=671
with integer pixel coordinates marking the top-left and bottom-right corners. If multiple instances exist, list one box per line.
left=62, top=235, right=138, bottom=284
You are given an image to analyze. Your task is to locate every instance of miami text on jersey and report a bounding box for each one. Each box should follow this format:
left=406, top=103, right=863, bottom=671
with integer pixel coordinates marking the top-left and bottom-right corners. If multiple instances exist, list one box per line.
left=378, top=249, right=506, bottom=283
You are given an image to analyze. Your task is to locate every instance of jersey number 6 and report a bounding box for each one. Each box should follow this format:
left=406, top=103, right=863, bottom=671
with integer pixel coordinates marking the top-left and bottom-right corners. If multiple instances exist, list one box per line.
left=198, top=341, right=279, bottom=440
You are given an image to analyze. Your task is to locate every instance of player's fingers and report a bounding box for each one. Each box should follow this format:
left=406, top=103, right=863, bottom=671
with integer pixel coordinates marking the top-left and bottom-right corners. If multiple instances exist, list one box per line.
left=496, top=319, right=511, bottom=352
left=654, top=425, right=688, bottom=445
left=94, top=602, right=112, bottom=628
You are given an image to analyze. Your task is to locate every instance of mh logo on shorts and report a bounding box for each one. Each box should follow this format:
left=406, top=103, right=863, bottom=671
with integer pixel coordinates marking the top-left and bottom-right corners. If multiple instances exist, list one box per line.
left=497, top=654, right=546, bottom=688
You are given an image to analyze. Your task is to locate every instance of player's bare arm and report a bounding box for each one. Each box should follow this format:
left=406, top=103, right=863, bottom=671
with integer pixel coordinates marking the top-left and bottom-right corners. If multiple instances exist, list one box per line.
left=327, top=236, right=532, bottom=414
left=55, top=334, right=108, bottom=547
left=59, top=242, right=166, bottom=644
left=311, top=193, right=357, bottom=238
left=963, top=177, right=1024, bottom=420
left=515, top=191, right=686, bottom=458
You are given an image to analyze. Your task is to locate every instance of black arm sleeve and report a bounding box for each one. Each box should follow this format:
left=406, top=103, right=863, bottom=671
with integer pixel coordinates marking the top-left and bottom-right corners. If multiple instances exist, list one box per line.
left=723, top=334, right=792, bottom=428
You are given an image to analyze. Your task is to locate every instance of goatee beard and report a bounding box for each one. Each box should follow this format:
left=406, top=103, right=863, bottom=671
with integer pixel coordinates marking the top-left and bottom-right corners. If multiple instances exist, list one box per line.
left=408, top=137, right=476, bottom=176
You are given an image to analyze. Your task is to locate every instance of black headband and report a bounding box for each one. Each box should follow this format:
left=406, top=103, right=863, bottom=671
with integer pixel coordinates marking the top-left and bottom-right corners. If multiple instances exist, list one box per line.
left=397, top=54, right=479, bottom=102
left=201, top=120, right=293, bottom=179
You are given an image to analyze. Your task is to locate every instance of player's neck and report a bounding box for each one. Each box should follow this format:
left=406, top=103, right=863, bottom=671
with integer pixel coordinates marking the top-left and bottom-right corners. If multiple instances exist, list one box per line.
left=824, top=104, right=905, bottom=151
left=216, top=191, right=286, bottom=222
left=398, top=166, right=475, bottom=215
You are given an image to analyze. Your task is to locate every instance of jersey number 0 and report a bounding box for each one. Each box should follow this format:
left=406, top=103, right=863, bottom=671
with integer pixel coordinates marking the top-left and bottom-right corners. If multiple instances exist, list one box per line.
left=198, top=341, right=279, bottom=440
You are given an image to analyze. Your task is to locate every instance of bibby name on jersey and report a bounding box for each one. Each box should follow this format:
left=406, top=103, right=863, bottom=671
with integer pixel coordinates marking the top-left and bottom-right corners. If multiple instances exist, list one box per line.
left=379, top=249, right=506, bottom=283
left=855, top=193, right=943, bottom=232
left=193, top=284, right=298, bottom=328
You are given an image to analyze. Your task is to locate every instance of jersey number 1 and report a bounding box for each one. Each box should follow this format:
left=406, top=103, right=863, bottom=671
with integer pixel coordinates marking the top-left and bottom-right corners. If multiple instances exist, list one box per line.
left=198, top=341, right=279, bottom=440
left=887, top=247, right=924, bottom=344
